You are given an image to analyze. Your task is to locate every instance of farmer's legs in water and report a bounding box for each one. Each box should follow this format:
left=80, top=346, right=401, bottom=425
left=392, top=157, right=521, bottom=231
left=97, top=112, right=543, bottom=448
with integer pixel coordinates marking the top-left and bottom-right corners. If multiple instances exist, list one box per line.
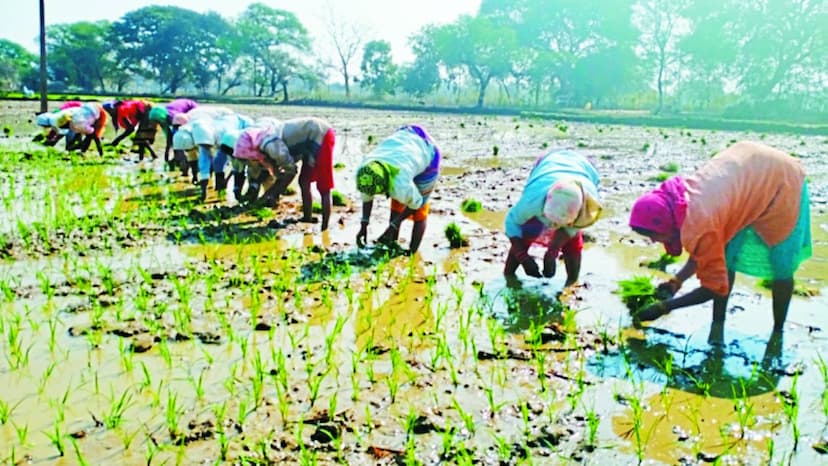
left=197, top=145, right=213, bottom=202
left=712, top=269, right=736, bottom=323
left=771, top=279, right=794, bottom=331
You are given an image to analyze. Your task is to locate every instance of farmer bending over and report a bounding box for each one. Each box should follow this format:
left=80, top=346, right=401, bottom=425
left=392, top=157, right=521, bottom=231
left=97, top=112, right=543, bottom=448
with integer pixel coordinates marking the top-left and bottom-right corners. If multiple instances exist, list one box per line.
left=503, top=149, right=602, bottom=285
left=629, top=141, right=812, bottom=332
left=355, top=124, right=440, bottom=254
left=234, top=117, right=336, bottom=230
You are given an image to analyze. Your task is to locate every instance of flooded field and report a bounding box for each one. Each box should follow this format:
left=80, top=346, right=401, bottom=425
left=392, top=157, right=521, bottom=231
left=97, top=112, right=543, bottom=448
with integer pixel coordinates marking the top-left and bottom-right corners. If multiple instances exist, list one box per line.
left=1, top=100, right=827, bottom=465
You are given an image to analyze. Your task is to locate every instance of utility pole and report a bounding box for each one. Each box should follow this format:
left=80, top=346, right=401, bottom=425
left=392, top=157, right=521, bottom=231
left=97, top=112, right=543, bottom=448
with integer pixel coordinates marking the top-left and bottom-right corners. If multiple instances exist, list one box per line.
left=39, top=0, right=47, bottom=112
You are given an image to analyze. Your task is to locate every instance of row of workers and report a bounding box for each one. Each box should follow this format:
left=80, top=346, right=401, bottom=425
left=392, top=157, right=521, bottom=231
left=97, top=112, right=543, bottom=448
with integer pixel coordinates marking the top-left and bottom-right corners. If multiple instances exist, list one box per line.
left=35, top=103, right=812, bottom=332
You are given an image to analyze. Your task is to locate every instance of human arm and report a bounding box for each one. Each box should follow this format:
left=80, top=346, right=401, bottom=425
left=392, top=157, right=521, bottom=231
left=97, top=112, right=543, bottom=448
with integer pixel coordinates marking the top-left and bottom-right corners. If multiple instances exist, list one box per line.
left=508, top=236, right=541, bottom=278
left=357, top=200, right=374, bottom=247
left=542, top=228, right=573, bottom=277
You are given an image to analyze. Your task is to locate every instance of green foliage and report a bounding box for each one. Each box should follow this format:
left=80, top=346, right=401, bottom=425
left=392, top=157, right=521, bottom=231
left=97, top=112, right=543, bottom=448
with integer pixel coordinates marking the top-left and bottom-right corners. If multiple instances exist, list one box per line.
left=642, top=253, right=677, bottom=272
left=461, top=198, right=482, bottom=213
left=331, top=191, right=347, bottom=207
left=333, top=162, right=345, bottom=170
left=46, top=21, right=120, bottom=92
left=0, top=39, right=37, bottom=91
left=648, top=172, right=670, bottom=182
left=251, top=207, right=273, bottom=220
left=360, top=40, right=398, bottom=97
left=444, top=222, right=469, bottom=249
left=617, top=276, right=659, bottom=313
left=312, top=201, right=322, bottom=214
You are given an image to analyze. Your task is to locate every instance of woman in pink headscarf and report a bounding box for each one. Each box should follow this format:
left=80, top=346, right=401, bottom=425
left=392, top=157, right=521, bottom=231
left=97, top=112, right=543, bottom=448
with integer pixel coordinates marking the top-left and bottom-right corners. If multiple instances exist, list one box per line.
left=629, top=141, right=812, bottom=332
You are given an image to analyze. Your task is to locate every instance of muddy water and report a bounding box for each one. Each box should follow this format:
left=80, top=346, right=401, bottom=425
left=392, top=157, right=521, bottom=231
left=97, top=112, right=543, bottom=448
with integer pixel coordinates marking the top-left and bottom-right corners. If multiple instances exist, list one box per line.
left=1, top=101, right=828, bottom=465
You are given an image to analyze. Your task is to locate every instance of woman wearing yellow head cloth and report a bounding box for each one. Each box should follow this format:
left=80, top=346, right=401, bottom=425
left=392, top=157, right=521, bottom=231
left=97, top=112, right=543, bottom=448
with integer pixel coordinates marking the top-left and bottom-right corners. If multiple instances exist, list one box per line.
left=355, top=125, right=440, bottom=254
left=504, top=149, right=602, bottom=286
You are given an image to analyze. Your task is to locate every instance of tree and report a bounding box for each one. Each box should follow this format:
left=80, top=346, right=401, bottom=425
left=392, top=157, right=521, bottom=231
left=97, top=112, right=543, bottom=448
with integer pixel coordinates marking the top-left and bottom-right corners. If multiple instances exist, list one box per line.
left=479, top=0, right=638, bottom=106
left=0, top=39, right=36, bottom=91
left=237, top=3, right=314, bottom=100
left=633, top=0, right=689, bottom=113
left=324, top=12, right=365, bottom=99
left=401, top=26, right=441, bottom=98
left=360, top=40, right=397, bottom=97
left=430, top=15, right=519, bottom=107
left=113, top=6, right=229, bottom=94
left=46, top=21, right=114, bottom=91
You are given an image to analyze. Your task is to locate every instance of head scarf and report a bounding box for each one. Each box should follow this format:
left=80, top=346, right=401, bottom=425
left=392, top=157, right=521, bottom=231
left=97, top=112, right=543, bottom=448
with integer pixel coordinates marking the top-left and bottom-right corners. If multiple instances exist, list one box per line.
left=220, top=130, right=240, bottom=155
left=233, top=127, right=267, bottom=162
left=629, top=176, right=688, bottom=256
left=356, top=160, right=391, bottom=196
left=36, top=113, right=54, bottom=128
left=543, top=179, right=602, bottom=229
left=172, top=113, right=189, bottom=127
left=172, top=127, right=195, bottom=151
left=148, top=107, right=169, bottom=125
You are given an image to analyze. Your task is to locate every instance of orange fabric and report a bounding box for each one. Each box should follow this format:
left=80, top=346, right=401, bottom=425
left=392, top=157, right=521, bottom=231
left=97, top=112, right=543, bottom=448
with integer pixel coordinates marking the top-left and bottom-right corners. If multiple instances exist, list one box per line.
left=309, top=128, right=335, bottom=191
left=391, top=198, right=429, bottom=222
left=681, top=141, right=805, bottom=296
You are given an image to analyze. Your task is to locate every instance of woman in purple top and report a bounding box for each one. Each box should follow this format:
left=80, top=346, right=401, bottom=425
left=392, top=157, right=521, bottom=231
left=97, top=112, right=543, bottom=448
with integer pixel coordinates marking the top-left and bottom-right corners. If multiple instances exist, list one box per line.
left=148, top=99, right=199, bottom=166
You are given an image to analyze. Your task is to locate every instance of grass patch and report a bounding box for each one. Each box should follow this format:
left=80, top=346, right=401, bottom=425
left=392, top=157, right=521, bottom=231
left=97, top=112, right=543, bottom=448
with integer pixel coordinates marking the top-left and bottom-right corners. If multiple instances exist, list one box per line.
left=659, top=162, right=679, bottom=173
left=331, top=190, right=347, bottom=207
left=461, top=198, right=482, bottom=213
left=445, top=222, right=469, bottom=248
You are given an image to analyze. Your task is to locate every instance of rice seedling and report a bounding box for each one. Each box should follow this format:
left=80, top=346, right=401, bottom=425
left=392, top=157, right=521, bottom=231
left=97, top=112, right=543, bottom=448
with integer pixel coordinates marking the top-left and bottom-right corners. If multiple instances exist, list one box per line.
left=460, top=198, right=482, bottom=213
left=444, top=222, right=469, bottom=248
left=648, top=172, right=671, bottom=182
left=617, top=276, right=661, bottom=314
left=659, top=161, right=679, bottom=173
left=103, top=388, right=133, bottom=429
left=13, top=421, right=29, bottom=446
left=781, top=373, right=800, bottom=450
left=45, top=420, right=66, bottom=456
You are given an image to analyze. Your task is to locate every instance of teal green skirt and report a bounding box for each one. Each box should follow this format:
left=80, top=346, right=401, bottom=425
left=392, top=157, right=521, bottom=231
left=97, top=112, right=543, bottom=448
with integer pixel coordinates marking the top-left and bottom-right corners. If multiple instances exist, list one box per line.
left=725, top=182, right=812, bottom=280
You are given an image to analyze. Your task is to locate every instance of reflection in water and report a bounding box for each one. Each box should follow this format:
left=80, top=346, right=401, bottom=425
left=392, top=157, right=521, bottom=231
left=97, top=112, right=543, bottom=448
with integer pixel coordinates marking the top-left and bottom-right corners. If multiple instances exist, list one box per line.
left=354, top=257, right=433, bottom=350
left=599, top=324, right=791, bottom=464
left=299, top=243, right=407, bottom=283
left=591, top=323, right=787, bottom=397
left=478, top=276, right=566, bottom=333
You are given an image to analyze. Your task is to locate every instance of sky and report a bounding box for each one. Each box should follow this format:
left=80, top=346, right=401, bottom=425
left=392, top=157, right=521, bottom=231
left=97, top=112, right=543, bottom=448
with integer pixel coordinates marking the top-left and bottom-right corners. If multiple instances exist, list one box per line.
left=1, top=0, right=481, bottom=64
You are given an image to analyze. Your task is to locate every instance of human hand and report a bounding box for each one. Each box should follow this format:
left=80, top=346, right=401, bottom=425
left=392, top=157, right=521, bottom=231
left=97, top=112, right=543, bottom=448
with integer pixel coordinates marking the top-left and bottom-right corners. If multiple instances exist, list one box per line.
left=521, top=257, right=541, bottom=278
left=635, top=301, right=669, bottom=321
left=356, top=224, right=368, bottom=248
left=377, top=227, right=396, bottom=246
left=655, top=277, right=682, bottom=299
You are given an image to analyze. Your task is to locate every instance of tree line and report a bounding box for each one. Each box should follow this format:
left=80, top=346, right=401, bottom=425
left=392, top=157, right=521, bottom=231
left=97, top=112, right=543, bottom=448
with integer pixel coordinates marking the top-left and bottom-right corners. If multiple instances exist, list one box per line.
left=1, top=0, right=826, bottom=120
